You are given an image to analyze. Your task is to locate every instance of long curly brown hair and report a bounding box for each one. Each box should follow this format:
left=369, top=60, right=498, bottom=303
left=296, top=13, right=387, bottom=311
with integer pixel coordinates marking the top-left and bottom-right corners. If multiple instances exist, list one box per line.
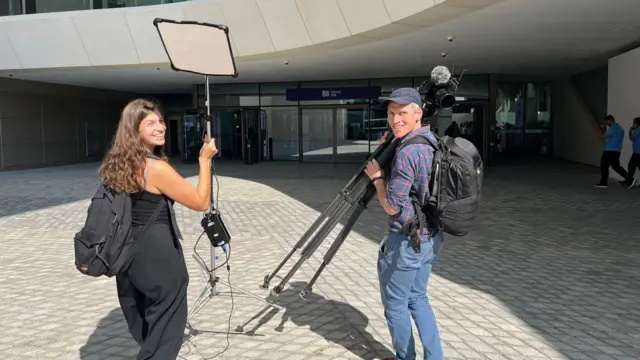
left=98, top=98, right=168, bottom=193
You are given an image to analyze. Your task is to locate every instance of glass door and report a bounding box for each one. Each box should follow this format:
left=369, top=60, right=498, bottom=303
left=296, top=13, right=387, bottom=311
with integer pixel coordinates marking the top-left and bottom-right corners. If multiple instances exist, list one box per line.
left=451, top=103, right=487, bottom=162
left=301, top=108, right=335, bottom=163
left=335, top=107, right=371, bottom=163
left=211, top=109, right=236, bottom=159
left=242, top=108, right=260, bottom=164
left=181, top=112, right=203, bottom=162
left=211, top=108, right=262, bottom=161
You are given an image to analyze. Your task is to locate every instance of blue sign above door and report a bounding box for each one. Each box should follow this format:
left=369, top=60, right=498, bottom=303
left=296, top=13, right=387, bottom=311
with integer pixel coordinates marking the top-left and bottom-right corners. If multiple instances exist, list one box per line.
left=285, top=86, right=382, bottom=101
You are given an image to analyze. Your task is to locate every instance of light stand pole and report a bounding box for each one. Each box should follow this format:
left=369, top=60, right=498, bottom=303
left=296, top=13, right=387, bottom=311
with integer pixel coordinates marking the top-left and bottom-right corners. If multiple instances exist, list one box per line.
left=152, top=18, right=283, bottom=340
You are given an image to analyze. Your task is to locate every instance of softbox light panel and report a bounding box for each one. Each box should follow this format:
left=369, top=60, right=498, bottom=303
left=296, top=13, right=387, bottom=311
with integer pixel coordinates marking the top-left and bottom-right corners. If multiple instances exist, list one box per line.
left=153, top=18, right=238, bottom=77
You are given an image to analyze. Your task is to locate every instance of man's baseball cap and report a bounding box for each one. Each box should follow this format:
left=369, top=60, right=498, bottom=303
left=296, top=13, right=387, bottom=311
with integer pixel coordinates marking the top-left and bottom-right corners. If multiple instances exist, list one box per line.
left=379, top=87, right=423, bottom=107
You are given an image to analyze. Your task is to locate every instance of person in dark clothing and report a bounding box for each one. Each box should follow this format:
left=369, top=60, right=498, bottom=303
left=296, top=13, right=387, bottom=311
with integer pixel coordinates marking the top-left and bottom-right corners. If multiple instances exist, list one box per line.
left=444, top=121, right=461, bottom=138
left=98, top=98, right=218, bottom=360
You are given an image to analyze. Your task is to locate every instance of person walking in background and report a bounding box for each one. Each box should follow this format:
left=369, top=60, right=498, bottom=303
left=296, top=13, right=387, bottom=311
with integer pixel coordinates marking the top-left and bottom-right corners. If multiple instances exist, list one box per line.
left=622, top=117, right=640, bottom=188
left=594, top=115, right=630, bottom=188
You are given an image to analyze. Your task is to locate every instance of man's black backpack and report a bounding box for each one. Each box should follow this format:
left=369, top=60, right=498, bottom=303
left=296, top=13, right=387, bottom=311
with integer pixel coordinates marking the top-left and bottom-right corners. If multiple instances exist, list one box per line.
left=397, top=134, right=483, bottom=236
left=74, top=159, right=163, bottom=277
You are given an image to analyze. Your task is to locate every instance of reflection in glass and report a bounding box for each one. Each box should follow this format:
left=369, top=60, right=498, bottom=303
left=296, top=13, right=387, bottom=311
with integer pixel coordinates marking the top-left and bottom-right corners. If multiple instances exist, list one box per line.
left=301, top=108, right=333, bottom=162
left=368, top=105, right=389, bottom=152
left=182, top=113, right=204, bottom=162
left=335, top=108, right=370, bottom=163
left=524, top=83, right=551, bottom=155
left=198, top=95, right=259, bottom=107
left=260, top=82, right=298, bottom=95
left=260, top=95, right=297, bottom=107
left=495, top=82, right=552, bottom=158
left=0, top=0, right=22, bottom=16
left=370, top=78, right=413, bottom=94
left=27, top=0, right=91, bottom=13
left=452, top=104, right=485, bottom=158
left=102, top=0, right=188, bottom=8
left=263, top=107, right=298, bottom=161
left=208, top=83, right=259, bottom=95
left=495, top=83, right=525, bottom=153
left=104, top=0, right=131, bottom=7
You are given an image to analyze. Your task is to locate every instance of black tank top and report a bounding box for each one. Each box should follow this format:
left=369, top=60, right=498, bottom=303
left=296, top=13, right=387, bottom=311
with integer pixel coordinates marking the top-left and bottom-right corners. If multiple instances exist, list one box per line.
left=131, top=190, right=172, bottom=226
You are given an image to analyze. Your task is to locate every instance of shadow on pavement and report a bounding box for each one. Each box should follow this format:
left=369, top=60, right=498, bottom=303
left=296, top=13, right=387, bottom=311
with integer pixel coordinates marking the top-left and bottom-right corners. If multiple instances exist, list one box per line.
left=6, top=157, right=640, bottom=359
left=236, top=281, right=394, bottom=360
left=208, top=160, right=640, bottom=359
left=79, top=308, right=138, bottom=360
left=0, top=161, right=199, bottom=219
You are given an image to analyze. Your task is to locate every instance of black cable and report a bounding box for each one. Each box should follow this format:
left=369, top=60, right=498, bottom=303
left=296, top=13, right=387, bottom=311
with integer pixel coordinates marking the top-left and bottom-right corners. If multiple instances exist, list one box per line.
left=192, top=156, right=234, bottom=359
left=206, top=244, right=233, bottom=359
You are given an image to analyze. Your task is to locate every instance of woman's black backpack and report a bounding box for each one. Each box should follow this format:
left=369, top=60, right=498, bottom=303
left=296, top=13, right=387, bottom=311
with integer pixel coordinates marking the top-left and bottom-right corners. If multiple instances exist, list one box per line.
left=397, top=134, right=484, bottom=236
left=74, top=157, right=163, bottom=277
left=74, top=186, right=135, bottom=277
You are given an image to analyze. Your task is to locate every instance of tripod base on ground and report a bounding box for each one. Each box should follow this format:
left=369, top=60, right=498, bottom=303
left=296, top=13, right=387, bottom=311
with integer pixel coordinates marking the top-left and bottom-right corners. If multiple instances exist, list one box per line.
left=185, top=246, right=284, bottom=341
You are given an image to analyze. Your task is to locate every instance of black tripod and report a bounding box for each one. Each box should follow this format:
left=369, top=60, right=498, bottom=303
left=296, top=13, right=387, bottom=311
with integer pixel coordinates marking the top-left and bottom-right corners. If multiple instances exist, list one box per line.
left=260, top=134, right=399, bottom=297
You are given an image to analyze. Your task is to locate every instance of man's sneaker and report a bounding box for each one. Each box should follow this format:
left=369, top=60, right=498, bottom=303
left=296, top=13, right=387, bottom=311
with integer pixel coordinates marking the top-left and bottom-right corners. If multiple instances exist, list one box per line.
left=629, top=179, right=638, bottom=188
left=594, top=183, right=608, bottom=188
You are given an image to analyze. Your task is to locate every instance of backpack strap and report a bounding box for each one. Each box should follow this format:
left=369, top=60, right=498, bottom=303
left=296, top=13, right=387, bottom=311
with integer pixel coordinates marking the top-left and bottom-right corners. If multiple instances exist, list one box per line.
left=394, top=134, right=443, bottom=238
left=140, top=200, right=164, bottom=233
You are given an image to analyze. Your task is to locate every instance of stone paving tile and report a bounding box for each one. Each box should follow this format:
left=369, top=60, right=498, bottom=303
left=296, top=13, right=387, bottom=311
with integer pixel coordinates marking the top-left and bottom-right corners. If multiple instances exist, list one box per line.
left=0, top=160, right=639, bottom=360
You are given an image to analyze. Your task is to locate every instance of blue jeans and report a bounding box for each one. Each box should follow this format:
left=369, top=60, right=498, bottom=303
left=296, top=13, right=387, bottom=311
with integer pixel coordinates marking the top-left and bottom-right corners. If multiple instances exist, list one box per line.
left=377, top=230, right=444, bottom=360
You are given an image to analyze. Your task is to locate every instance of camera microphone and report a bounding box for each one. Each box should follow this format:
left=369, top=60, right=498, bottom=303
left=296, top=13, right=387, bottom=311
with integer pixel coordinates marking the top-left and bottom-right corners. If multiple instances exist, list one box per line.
left=430, top=65, right=451, bottom=85
left=416, top=65, right=461, bottom=118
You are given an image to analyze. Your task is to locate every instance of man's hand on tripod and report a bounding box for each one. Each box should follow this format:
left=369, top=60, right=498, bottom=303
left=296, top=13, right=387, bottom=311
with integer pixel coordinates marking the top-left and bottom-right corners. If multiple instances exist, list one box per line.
left=379, top=131, right=389, bottom=146
left=365, top=160, right=383, bottom=182
left=366, top=131, right=389, bottom=182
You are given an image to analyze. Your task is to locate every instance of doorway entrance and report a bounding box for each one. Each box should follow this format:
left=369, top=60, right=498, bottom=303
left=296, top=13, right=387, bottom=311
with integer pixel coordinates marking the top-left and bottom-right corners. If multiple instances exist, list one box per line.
left=180, top=111, right=204, bottom=163
left=211, top=108, right=262, bottom=162
left=450, top=102, right=490, bottom=164
left=300, top=106, right=371, bottom=163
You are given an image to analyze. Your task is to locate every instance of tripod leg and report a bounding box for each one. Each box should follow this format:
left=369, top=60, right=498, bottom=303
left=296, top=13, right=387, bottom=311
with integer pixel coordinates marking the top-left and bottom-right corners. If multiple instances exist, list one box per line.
left=272, top=200, right=355, bottom=294
left=300, top=187, right=376, bottom=297
left=261, top=194, right=344, bottom=289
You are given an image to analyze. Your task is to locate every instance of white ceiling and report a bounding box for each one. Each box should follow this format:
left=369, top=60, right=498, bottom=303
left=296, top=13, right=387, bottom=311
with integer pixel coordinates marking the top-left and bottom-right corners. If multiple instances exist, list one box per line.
left=3, top=0, right=640, bottom=94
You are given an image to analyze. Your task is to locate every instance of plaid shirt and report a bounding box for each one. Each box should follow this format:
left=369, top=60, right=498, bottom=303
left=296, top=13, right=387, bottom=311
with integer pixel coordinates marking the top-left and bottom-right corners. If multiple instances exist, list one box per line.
left=386, top=126, right=436, bottom=237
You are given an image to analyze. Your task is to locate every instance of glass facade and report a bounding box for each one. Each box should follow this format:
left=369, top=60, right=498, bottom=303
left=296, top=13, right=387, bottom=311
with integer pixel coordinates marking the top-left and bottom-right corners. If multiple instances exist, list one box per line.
left=0, top=0, right=189, bottom=15
left=100, top=0, right=188, bottom=8
left=24, top=0, right=91, bottom=14
left=0, top=0, right=22, bottom=16
left=194, top=75, right=503, bottom=163
left=494, top=82, right=552, bottom=157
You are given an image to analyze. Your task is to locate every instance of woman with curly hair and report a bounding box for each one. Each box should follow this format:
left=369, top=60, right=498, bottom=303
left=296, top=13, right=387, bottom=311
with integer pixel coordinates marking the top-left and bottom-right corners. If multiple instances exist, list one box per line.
left=98, top=98, right=217, bottom=359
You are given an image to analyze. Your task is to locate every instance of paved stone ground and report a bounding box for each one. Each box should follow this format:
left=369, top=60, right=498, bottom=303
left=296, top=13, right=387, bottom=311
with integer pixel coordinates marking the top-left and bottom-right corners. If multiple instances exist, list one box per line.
left=0, top=159, right=639, bottom=360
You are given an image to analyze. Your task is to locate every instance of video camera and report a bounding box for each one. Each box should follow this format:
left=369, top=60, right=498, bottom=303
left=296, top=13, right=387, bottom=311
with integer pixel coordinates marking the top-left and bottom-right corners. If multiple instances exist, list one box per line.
left=417, top=65, right=463, bottom=118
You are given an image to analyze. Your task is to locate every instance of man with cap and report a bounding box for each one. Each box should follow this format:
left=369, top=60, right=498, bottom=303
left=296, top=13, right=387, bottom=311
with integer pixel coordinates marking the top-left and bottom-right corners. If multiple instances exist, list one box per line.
left=364, top=88, right=444, bottom=360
